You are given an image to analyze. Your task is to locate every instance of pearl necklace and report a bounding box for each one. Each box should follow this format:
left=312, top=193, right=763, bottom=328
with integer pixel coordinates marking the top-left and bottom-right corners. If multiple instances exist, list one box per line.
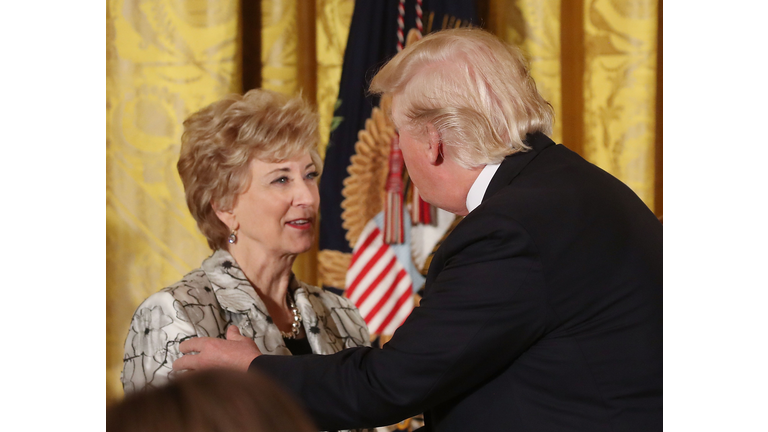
left=281, top=292, right=302, bottom=339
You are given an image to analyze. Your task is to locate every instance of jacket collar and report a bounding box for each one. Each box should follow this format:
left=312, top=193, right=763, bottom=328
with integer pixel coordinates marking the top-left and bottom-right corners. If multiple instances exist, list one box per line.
left=200, top=250, right=347, bottom=355
left=483, top=132, right=556, bottom=202
left=201, top=249, right=255, bottom=296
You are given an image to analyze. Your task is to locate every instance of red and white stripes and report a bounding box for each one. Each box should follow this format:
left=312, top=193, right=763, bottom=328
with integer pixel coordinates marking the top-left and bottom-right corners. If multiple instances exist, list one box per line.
left=397, top=0, right=406, bottom=52
left=398, top=0, right=425, bottom=52
left=416, top=0, right=423, bottom=35
left=345, top=220, right=414, bottom=335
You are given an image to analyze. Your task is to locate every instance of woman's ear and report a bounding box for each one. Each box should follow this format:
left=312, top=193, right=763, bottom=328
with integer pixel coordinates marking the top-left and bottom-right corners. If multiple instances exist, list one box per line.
left=425, top=122, right=443, bottom=165
left=213, top=201, right=237, bottom=231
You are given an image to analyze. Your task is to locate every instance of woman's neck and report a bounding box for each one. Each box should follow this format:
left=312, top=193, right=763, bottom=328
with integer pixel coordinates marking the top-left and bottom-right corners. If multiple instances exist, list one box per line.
left=225, top=243, right=303, bottom=337
left=226, top=244, right=296, bottom=306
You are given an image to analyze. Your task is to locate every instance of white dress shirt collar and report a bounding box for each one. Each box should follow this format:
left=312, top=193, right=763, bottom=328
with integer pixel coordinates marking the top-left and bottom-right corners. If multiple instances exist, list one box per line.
left=465, top=163, right=501, bottom=213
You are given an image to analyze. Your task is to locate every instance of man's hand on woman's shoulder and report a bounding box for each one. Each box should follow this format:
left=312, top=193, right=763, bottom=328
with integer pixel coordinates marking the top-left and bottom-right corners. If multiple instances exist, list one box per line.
left=173, top=325, right=262, bottom=373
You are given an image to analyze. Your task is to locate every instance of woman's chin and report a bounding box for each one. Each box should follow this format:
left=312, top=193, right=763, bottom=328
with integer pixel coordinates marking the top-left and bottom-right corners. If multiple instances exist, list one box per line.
left=287, top=239, right=314, bottom=256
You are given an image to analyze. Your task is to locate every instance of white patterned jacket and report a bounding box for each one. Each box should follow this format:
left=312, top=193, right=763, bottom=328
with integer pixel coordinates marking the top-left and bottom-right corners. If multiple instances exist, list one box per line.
left=121, top=249, right=371, bottom=395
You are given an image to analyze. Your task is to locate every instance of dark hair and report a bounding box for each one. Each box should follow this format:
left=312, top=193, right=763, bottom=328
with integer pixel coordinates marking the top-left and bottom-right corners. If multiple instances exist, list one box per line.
left=107, top=369, right=316, bottom=432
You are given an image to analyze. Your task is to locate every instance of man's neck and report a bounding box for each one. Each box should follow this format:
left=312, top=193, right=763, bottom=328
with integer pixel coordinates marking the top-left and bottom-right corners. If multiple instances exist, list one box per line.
left=438, top=162, right=484, bottom=216
left=465, top=163, right=501, bottom=213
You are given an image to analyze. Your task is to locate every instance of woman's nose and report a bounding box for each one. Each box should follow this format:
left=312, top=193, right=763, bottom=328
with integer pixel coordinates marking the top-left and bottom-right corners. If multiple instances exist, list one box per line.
left=293, top=179, right=318, bottom=207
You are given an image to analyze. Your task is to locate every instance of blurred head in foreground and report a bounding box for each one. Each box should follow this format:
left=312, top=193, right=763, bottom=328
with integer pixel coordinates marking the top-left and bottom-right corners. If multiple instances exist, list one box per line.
left=108, top=369, right=316, bottom=432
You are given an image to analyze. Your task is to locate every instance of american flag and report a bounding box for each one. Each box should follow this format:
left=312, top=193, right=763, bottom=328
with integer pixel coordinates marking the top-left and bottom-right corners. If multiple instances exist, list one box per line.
left=345, top=212, right=423, bottom=335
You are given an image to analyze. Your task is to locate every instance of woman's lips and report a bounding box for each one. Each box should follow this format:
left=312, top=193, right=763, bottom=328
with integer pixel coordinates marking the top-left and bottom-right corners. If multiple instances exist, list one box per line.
left=286, top=218, right=313, bottom=230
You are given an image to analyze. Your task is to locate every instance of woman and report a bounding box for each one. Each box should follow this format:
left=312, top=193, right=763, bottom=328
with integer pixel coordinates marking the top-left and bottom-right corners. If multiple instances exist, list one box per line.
left=121, top=89, right=370, bottom=394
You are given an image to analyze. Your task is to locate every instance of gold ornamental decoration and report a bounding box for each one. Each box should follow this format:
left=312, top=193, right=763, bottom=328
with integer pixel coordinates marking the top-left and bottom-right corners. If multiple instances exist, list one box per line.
left=318, top=97, right=395, bottom=287
left=341, top=95, right=397, bottom=248
left=318, top=29, right=421, bottom=288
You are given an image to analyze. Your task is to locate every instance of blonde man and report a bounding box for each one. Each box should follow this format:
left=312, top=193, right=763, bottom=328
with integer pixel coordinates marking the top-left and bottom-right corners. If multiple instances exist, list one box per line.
left=175, top=29, right=662, bottom=432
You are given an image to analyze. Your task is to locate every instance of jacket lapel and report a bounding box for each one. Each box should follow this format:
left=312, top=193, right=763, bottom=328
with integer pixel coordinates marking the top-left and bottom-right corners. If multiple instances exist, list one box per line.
left=200, top=250, right=353, bottom=356
left=293, top=281, right=347, bottom=355
left=202, top=250, right=290, bottom=355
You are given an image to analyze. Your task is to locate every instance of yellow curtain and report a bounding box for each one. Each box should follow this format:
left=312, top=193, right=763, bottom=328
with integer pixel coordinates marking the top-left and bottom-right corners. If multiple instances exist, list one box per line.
left=485, top=0, right=660, bottom=211
left=260, top=0, right=354, bottom=155
left=486, top=0, right=563, bottom=144
left=106, top=0, right=660, bottom=404
left=582, top=0, right=659, bottom=209
left=315, top=0, right=355, bottom=157
left=106, top=0, right=241, bottom=404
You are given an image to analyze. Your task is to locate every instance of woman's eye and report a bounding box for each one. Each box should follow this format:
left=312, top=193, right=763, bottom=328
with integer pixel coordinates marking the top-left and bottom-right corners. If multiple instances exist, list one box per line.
left=272, top=176, right=289, bottom=184
left=306, top=171, right=319, bottom=180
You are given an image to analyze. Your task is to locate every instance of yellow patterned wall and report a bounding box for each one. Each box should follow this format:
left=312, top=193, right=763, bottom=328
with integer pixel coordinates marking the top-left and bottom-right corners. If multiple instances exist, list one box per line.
left=487, top=0, right=658, bottom=209
left=488, top=0, right=563, bottom=144
left=316, top=0, right=355, bottom=157
left=583, top=0, right=658, bottom=208
left=106, top=0, right=240, bottom=404
left=261, top=0, right=301, bottom=95
left=261, top=0, right=353, bottom=157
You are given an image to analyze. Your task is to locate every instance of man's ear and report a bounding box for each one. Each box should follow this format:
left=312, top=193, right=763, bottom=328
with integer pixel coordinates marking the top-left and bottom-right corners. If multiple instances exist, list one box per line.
left=425, top=122, right=443, bottom=165
left=212, top=201, right=237, bottom=231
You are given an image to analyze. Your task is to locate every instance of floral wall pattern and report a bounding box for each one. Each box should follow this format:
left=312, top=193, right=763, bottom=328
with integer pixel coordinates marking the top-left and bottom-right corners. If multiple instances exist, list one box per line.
left=486, top=0, right=563, bottom=144
left=486, top=0, right=659, bottom=210
left=583, top=0, right=658, bottom=208
left=106, top=0, right=240, bottom=404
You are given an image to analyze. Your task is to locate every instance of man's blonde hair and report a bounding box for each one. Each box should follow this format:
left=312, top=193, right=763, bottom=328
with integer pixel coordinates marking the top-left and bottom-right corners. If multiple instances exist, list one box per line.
left=370, top=28, right=554, bottom=168
left=177, top=89, right=321, bottom=250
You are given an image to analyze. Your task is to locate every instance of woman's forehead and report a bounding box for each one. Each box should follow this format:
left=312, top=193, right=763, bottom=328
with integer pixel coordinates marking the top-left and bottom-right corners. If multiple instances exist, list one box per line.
left=251, top=153, right=313, bottom=169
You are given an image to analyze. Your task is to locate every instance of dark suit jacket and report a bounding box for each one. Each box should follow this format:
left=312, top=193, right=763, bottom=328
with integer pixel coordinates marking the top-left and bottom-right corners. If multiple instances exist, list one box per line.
left=251, top=132, right=662, bottom=431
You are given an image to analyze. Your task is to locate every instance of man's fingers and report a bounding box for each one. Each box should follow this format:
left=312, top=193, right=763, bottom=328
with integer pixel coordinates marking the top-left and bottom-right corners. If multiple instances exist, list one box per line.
left=172, top=353, right=196, bottom=371
left=226, top=325, right=244, bottom=340
left=178, top=337, right=202, bottom=354
left=173, top=330, right=261, bottom=373
left=179, top=335, right=220, bottom=354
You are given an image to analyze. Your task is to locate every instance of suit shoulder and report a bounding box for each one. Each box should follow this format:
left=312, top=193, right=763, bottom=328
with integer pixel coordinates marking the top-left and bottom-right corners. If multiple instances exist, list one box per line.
left=453, top=201, right=532, bottom=245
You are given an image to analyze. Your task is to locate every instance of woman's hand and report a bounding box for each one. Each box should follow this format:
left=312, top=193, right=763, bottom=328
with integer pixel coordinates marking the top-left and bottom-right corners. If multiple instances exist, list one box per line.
left=173, top=326, right=262, bottom=373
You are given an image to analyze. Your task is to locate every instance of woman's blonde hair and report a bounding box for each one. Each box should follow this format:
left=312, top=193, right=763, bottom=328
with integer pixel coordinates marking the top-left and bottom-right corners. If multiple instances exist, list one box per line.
left=370, top=28, right=554, bottom=168
left=177, top=89, right=321, bottom=250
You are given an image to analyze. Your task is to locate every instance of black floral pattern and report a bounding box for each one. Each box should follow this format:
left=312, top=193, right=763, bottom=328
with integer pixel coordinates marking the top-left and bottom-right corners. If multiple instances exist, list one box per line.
left=130, top=306, right=173, bottom=354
